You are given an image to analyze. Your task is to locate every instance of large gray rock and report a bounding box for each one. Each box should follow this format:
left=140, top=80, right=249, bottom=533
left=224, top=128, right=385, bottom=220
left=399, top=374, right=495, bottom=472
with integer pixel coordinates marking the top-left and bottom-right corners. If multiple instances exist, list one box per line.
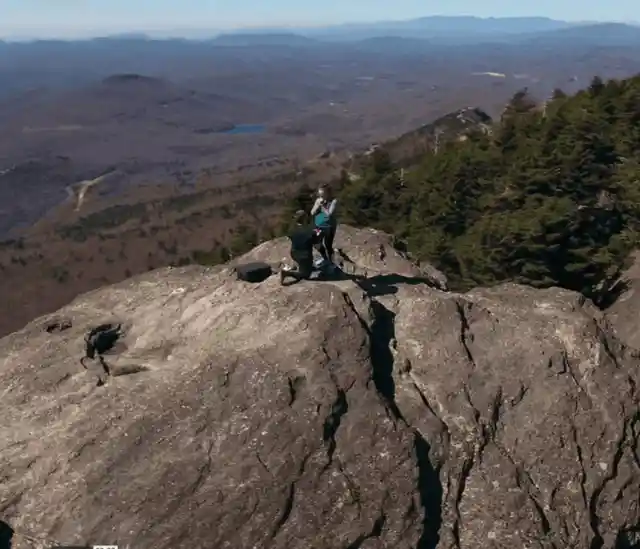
left=1, top=227, right=638, bottom=549
left=389, top=284, right=640, bottom=549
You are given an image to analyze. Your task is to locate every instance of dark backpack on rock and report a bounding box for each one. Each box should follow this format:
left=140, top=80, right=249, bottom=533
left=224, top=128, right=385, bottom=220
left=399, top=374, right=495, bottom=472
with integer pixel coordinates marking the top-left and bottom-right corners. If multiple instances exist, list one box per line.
left=235, top=262, right=273, bottom=283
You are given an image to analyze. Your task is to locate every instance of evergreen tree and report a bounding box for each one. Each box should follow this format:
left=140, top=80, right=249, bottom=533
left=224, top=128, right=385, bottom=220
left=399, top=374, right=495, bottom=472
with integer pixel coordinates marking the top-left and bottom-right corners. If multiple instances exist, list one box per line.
left=277, top=73, right=640, bottom=304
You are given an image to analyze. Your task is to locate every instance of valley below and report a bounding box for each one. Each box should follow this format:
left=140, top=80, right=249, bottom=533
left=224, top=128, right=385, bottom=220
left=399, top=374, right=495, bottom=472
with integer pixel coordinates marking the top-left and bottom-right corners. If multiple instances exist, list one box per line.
left=1, top=23, right=640, bottom=337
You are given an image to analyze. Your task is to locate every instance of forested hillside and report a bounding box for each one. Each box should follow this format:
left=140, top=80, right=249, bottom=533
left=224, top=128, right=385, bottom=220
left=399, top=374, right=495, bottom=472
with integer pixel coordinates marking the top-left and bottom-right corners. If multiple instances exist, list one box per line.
left=286, top=74, right=640, bottom=303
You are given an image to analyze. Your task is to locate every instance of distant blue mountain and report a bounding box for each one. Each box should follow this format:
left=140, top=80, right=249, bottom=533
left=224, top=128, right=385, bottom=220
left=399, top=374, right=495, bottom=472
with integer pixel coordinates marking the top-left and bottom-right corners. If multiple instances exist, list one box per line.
left=210, top=32, right=319, bottom=47
left=202, top=18, right=640, bottom=50
left=513, top=22, right=640, bottom=47
left=266, top=16, right=579, bottom=42
left=3, top=17, right=640, bottom=56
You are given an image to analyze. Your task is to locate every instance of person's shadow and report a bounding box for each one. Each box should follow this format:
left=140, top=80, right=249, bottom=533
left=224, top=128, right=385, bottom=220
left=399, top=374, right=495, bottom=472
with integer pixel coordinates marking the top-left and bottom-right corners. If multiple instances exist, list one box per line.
left=353, top=272, right=432, bottom=296
left=0, top=520, right=14, bottom=549
left=281, top=262, right=434, bottom=297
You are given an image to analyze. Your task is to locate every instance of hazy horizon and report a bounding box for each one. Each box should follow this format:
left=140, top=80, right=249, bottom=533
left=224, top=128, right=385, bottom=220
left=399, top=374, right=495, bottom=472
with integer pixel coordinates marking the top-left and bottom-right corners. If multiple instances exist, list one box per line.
left=2, top=0, right=639, bottom=40
left=2, top=17, right=637, bottom=42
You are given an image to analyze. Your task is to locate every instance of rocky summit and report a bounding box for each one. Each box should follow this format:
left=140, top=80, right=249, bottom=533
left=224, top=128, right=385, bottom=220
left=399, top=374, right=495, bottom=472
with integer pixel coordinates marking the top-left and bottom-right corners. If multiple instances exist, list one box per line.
left=1, top=225, right=639, bottom=549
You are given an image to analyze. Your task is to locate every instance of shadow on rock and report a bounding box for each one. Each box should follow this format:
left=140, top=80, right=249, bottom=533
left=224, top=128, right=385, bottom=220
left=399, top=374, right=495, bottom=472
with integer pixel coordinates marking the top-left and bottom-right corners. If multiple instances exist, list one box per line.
left=615, top=526, right=640, bottom=548
left=303, top=266, right=436, bottom=297
left=369, top=300, right=404, bottom=419
left=355, top=273, right=434, bottom=297
left=368, top=292, right=443, bottom=548
left=0, top=520, right=13, bottom=549
left=597, top=278, right=631, bottom=310
left=415, top=434, right=443, bottom=549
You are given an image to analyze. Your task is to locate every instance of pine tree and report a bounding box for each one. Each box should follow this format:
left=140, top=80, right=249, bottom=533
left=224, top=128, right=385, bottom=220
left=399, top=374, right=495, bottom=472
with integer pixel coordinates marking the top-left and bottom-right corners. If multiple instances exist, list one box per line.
left=277, top=74, right=640, bottom=303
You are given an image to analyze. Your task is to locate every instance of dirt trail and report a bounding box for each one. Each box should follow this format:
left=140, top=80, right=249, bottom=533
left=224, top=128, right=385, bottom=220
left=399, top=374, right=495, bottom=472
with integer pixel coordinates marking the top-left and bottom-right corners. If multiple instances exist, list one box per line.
left=66, top=171, right=117, bottom=211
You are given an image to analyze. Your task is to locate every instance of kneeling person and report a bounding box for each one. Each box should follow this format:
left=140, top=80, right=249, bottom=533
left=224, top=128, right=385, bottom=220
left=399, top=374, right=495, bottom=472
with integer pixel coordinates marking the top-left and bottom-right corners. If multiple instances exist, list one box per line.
left=280, top=211, right=322, bottom=284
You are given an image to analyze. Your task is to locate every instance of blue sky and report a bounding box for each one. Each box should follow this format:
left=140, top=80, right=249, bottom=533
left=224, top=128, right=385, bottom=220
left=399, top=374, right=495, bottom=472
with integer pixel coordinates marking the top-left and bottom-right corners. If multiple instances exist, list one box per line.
left=1, top=0, right=638, bottom=37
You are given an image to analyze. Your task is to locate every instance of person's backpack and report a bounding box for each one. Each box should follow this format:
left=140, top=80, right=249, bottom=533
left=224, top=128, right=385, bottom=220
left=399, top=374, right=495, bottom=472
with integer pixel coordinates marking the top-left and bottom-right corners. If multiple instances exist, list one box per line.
left=314, top=211, right=331, bottom=230
left=235, top=262, right=273, bottom=283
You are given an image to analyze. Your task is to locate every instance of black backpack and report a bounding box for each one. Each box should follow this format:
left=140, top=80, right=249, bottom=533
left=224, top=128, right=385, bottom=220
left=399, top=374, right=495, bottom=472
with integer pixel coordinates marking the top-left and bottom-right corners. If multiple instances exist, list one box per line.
left=235, top=262, right=273, bottom=283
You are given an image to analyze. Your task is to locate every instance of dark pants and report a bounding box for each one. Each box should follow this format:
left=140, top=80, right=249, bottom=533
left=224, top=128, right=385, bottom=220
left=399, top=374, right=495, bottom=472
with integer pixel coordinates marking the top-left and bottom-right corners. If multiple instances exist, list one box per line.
left=319, top=225, right=337, bottom=263
left=283, top=250, right=313, bottom=281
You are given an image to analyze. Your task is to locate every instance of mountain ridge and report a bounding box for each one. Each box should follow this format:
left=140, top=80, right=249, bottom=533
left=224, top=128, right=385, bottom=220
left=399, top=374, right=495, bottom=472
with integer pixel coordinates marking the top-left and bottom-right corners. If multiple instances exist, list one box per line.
left=4, top=19, right=640, bottom=46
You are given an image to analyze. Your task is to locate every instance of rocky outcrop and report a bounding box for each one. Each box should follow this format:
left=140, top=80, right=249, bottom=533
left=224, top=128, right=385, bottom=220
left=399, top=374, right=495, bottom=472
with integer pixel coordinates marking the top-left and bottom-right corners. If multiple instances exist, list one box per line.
left=1, top=226, right=638, bottom=549
left=244, top=225, right=448, bottom=290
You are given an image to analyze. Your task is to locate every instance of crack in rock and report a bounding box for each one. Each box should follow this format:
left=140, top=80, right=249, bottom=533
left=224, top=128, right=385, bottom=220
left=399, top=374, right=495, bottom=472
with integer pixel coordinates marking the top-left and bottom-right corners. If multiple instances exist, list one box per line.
left=451, top=453, right=474, bottom=549
left=409, top=379, right=451, bottom=447
left=570, top=424, right=590, bottom=510
left=286, top=375, right=306, bottom=407
left=321, top=386, right=348, bottom=470
left=588, top=417, right=631, bottom=549
left=336, top=457, right=362, bottom=511
left=270, top=481, right=295, bottom=541
left=494, top=441, right=566, bottom=548
left=454, top=299, right=476, bottom=368
left=515, top=468, right=553, bottom=537
left=268, top=451, right=313, bottom=543
left=345, top=514, right=386, bottom=549
left=342, top=291, right=445, bottom=548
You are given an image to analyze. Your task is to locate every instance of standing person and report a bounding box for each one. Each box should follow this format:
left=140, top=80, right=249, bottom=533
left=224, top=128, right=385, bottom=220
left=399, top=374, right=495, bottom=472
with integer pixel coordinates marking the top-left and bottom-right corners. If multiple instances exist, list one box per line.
left=280, top=210, right=322, bottom=285
left=310, top=185, right=338, bottom=267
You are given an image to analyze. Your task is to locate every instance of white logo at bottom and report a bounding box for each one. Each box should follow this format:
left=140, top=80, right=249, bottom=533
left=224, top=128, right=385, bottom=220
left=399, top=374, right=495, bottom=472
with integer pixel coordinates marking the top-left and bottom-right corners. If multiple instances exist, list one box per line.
left=93, top=546, right=118, bottom=549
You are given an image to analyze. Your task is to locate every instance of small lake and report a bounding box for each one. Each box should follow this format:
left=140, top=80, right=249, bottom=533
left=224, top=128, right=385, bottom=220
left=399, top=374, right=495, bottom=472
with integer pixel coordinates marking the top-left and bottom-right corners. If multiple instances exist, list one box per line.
left=221, top=124, right=266, bottom=135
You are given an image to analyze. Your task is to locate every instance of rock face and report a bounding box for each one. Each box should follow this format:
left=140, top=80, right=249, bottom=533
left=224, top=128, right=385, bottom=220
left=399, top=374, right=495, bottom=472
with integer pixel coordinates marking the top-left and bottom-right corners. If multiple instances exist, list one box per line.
left=1, top=225, right=639, bottom=549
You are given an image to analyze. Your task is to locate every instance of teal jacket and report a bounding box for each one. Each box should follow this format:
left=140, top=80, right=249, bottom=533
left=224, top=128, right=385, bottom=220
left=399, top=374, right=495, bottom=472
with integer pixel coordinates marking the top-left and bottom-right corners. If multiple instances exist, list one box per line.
left=311, top=198, right=338, bottom=229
